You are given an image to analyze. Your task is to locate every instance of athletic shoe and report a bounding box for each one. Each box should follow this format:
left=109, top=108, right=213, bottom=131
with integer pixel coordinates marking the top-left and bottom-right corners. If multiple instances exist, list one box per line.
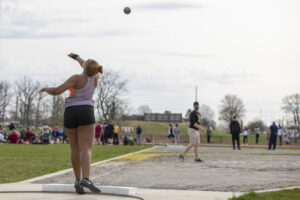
left=195, top=158, right=204, bottom=162
left=74, top=180, right=85, bottom=194
left=80, top=178, right=101, bottom=193
left=178, top=154, right=184, bottom=162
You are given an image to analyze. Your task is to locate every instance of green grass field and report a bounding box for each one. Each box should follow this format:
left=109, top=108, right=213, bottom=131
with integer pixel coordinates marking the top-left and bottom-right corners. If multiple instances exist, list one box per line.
left=229, top=189, right=300, bottom=200
left=0, top=144, right=150, bottom=183
left=118, top=120, right=275, bottom=144
left=119, top=120, right=231, bottom=137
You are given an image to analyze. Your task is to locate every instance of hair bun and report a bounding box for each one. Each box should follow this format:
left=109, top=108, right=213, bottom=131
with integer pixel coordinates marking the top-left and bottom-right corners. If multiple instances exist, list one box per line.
left=98, top=65, right=103, bottom=74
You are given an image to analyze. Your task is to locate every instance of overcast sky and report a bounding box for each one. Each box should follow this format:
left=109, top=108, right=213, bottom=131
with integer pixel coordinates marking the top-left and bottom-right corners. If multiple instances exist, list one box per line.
left=0, top=0, right=299, bottom=124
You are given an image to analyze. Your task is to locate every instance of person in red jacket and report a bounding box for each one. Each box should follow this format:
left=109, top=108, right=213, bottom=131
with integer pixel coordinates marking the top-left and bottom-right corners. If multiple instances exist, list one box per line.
left=95, top=121, right=102, bottom=145
left=26, top=127, right=36, bottom=141
left=8, top=130, right=19, bottom=144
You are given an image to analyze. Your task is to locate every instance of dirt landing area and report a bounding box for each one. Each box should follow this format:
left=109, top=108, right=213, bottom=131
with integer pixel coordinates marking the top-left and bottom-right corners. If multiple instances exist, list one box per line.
left=35, top=146, right=300, bottom=192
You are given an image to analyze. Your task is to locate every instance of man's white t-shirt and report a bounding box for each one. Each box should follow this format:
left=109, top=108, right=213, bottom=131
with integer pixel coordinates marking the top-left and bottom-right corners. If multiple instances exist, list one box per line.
left=278, top=128, right=283, bottom=136
left=243, top=129, right=249, bottom=136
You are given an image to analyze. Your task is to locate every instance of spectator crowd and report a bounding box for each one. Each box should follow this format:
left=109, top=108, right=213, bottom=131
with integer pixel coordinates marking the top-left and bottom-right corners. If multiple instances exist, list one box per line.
left=0, top=122, right=68, bottom=145
left=0, top=121, right=144, bottom=146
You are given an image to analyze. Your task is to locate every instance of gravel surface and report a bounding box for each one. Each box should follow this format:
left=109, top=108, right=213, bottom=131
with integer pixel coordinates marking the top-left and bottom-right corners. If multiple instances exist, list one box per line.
left=35, top=146, right=300, bottom=192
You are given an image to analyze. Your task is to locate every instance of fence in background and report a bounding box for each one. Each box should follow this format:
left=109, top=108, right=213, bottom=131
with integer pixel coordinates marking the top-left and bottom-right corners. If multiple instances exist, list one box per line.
left=120, top=133, right=300, bottom=146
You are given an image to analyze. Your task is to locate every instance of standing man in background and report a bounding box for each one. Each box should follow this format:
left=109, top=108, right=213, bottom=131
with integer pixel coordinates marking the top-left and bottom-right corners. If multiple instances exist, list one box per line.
left=268, top=122, right=278, bottom=150
left=167, top=124, right=175, bottom=143
left=136, top=125, right=142, bottom=145
left=254, top=126, right=260, bottom=144
left=101, top=122, right=107, bottom=145
left=179, top=101, right=204, bottom=162
left=174, top=124, right=180, bottom=144
left=206, top=127, right=212, bottom=144
left=230, top=116, right=241, bottom=150
left=243, top=126, right=249, bottom=145
left=104, top=121, right=114, bottom=144
left=278, top=124, right=283, bottom=146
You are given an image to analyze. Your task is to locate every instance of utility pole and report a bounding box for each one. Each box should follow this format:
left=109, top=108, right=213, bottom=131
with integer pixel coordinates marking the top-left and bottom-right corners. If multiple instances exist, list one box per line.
left=260, top=109, right=262, bottom=121
left=195, top=86, right=198, bottom=102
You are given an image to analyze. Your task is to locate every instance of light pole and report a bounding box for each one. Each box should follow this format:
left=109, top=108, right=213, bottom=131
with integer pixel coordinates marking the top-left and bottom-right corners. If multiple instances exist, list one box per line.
left=195, top=86, right=198, bottom=102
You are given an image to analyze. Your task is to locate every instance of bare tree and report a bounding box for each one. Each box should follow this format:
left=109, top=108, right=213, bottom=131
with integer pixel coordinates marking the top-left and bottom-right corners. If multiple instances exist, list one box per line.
left=39, top=98, right=51, bottom=124
left=247, top=119, right=267, bottom=132
left=199, top=104, right=215, bottom=121
left=199, top=104, right=216, bottom=129
left=15, top=77, right=40, bottom=127
left=35, top=92, right=47, bottom=127
left=0, top=81, right=11, bottom=125
left=282, top=94, right=300, bottom=127
left=11, top=86, right=21, bottom=122
left=49, top=94, right=66, bottom=126
left=137, top=105, right=152, bottom=115
left=219, top=94, right=246, bottom=123
left=95, top=69, right=128, bottom=122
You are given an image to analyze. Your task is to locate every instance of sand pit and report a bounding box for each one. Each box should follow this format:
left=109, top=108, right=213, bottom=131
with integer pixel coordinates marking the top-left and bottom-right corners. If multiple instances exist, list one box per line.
left=35, top=146, right=300, bottom=192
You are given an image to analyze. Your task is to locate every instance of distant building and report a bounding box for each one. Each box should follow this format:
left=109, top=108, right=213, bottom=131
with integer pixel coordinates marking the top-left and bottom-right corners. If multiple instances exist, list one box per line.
left=144, top=113, right=182, bottom=123
left=122, top=115, right=144, bottom=121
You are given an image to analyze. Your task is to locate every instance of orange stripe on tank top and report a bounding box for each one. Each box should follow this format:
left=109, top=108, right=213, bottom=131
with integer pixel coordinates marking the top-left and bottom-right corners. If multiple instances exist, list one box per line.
left=69, top=88, right=75, bottom=97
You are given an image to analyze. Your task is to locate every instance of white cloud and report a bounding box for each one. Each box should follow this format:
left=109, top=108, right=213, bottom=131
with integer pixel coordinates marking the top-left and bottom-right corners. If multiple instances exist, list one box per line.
left=0, top=0, right=300, bottom=124
left=137, top=2, right=205, bottom=10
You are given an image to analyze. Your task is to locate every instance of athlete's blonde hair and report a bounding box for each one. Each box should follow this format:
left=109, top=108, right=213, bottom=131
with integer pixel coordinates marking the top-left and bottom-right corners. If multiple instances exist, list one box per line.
left=85, top=59, right=103, bottom=76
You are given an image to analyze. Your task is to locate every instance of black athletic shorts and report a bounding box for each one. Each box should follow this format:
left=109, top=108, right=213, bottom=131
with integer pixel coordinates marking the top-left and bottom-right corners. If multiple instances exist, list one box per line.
left=64, top=105, right=95, bottom=129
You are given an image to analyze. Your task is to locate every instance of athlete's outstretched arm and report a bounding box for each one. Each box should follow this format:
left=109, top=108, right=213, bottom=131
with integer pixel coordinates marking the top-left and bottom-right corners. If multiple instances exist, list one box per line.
left=68, top=53, right=85, bottom=69
left=39, top=75, right=77, bottom=96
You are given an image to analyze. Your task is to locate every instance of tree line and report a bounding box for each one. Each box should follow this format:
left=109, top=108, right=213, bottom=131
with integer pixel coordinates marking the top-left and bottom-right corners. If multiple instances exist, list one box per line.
left=184, top=94, right=300, bottom=131
left=0, top=69, right=128, bottom=127
left=0, top=73, right=299, bottom=129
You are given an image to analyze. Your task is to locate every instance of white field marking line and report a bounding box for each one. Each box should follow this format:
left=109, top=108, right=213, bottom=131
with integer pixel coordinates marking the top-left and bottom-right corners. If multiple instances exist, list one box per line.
left=42, top=184, right=137, bottom=196
left=19, top=146, right=159, bottom=183
left=90, top=165, right=128, bottom=181
left=255, top=186, right=300, bottom=193
left=91, top=148, right=163, bottom=181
